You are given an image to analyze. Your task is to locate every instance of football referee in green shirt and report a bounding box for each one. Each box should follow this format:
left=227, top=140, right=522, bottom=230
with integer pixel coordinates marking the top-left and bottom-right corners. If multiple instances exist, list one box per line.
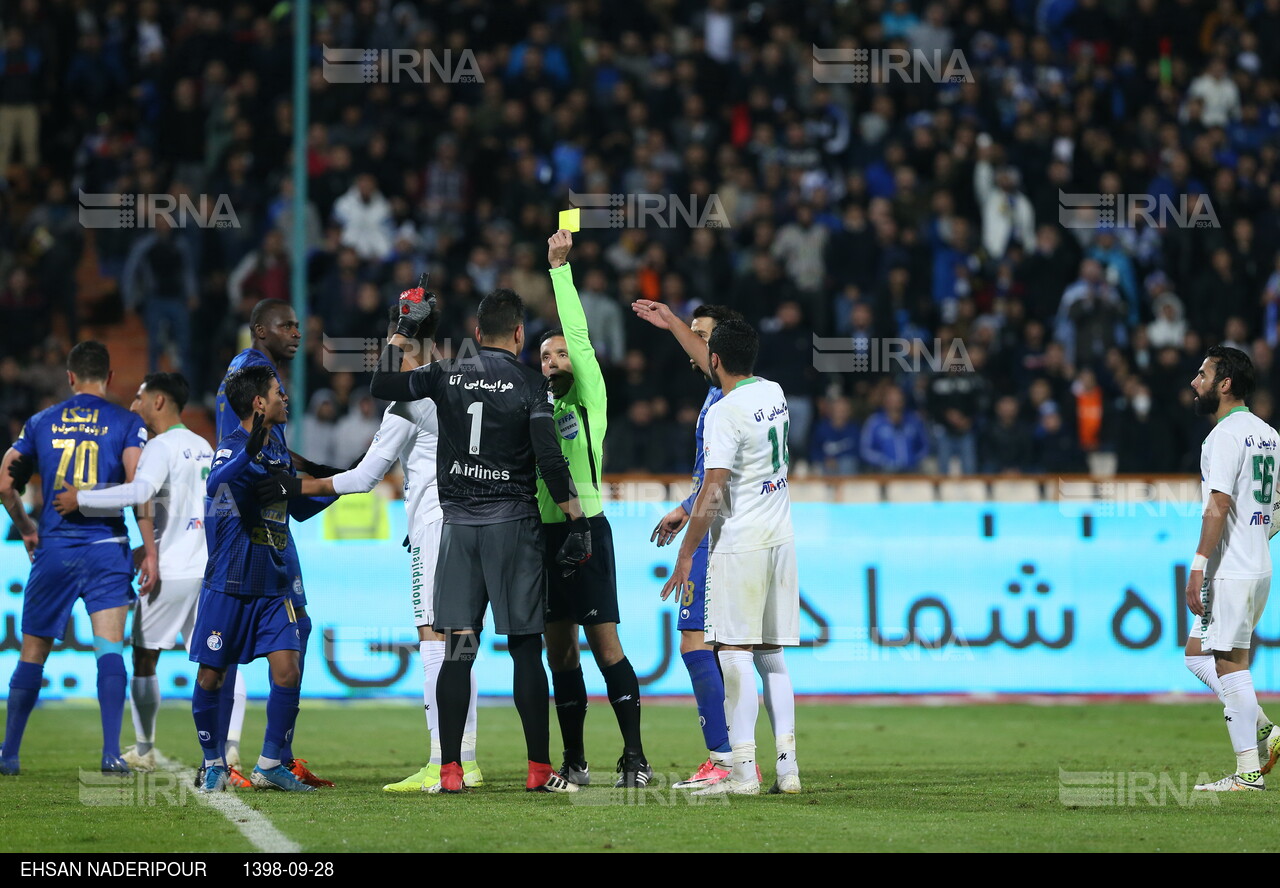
left=537, top=229, right=651, bottom=788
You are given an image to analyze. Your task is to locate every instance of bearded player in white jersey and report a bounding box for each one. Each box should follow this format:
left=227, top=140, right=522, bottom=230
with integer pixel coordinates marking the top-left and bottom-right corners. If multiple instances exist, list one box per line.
left=52, top=373, right=252, bottom=782
left=1185, top=346, right=1280, bottom=791
left=259, top=302, right=483, bottom=792
left=660, top=318, right=800, bottom=796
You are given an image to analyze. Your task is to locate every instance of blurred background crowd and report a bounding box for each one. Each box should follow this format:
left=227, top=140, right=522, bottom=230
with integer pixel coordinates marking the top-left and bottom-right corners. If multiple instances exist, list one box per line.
left=1, top=0, right=1278, bottom=478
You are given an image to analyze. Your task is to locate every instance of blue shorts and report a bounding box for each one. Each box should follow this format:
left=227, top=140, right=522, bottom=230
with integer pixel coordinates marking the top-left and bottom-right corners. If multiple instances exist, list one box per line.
left=676, top=542, right=710, bottom=632
left=22, top=541, right=135, bottom=640
left=189, top=587, right=301, bottom=668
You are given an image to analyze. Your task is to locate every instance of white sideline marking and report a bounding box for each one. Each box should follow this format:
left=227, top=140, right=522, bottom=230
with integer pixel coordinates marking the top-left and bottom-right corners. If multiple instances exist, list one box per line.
left=154, top=751, right=301, bottom=853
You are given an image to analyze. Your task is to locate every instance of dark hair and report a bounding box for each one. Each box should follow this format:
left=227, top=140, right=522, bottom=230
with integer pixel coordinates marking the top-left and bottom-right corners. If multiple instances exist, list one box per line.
left=1206, top=345, right=1256, bottom=401
left=477, top=288, right=524, bottom=338
left=67, top=341, right=110, bottom=381
left=538, top=327, right=564, bottom=349
left=225, top=365, right=277, bottom=419
left=707, top=318, right=759, bottom=376
left=141, top=372, right=189, bottom=412
left=692, top=304, right=743, bottom=325
left=250, top=298, right=292, bottom=332
left=386, top=299, right=440, bottom=342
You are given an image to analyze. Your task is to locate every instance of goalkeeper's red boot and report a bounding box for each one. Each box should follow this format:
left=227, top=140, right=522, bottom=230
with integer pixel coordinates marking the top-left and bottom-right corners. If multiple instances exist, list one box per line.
left=287, top=758, right=334, bottom=787
left=527, top=761, right=579, bottom=793
left=427, top=762, right=465, bottom=794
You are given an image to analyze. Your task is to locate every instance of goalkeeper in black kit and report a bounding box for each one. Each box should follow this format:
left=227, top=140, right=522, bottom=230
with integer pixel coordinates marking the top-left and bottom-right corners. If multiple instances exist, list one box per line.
left=370, top=281, right=592, bottom=794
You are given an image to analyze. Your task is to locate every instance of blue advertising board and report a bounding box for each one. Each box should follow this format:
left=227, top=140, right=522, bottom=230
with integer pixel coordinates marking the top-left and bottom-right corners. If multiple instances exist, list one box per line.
left=2, top=500, right=1275, bottom=697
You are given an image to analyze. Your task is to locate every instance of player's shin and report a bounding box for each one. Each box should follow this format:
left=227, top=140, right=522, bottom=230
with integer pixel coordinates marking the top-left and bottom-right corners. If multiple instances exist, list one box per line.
left=682, top=650, right=730, bottom=757
left=217, top=665, right=239, bottom=762
left=1185, top=654, right=1225, bottom=699
left=420, top=639, right=444, bottom=763
left=280, top=615, right=312, bottom=761
left=753, top=648, right=797, bottom=776
left=1221, top=669, right=1263, bottom=776
left=551, top=665, right=588, bottom=765
left=719, top=650, right=759, bottom=785
left=601, top=657, right=644, bottom=757
left=130, top=674, right=161, bottom=755
left=94, top=638, right=127, bottom=759
left=463, top=668, right=478, bottom=763
left=225, top=667, right=247, bottom=766
left=509, top=633, right=552, bottom=766
left=437, top=633, right=475, bottom=768
left=3, top=661, right=44, bottom=760
left=260, top=679, right=301, bottom=770
left=191, top=682, right=224, bottom=767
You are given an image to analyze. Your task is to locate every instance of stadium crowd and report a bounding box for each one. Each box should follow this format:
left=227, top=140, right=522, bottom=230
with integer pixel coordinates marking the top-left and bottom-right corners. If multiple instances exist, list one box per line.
left=1, top=0, right=1279, bottom=478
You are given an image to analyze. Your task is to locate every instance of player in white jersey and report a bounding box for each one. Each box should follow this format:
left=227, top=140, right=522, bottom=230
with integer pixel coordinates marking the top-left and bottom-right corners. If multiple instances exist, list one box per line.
left=51, top=373, right=250, bottom=780
left=1183, top=347, right=1280, bottom=791
left=660, top=319, right=800, bottom=796
left=257, top=304, right=483, bottom=791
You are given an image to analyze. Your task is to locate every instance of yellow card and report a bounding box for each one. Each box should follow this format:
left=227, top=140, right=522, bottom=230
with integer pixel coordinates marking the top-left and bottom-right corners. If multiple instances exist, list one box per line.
left=558, top=208, right=580, bottom=232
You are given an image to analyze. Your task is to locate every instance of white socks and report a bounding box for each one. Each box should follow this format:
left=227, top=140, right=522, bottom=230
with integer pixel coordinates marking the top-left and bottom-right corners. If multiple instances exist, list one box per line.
left=421, top=639, right=478, bottom=765
left=229, top=668, right=247, bottom=743
left=754, top=648, right=798, bottom=777
left=1221, top=670, right=1262, bottom=774
left=421, top=640, right=444, bottom=764
left=1185, top=655, right=1223, bottom=697
left=462, top=669, right=478, bottom=763
left=130, top=675, right=160, bottom=755
left=1186, top=654, right=1272, bottom=728
left=718, top=650, right=758, bottom=784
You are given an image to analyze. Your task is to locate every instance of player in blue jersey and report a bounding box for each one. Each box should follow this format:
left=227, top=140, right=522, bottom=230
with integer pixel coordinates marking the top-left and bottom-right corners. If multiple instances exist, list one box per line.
left=633, top=300, right=772, bottom=790
left=0, top=342, right=152, bottom=775
left=213, top=298, right=336, bottom=787
left=191, top=365, right=327, bottom=793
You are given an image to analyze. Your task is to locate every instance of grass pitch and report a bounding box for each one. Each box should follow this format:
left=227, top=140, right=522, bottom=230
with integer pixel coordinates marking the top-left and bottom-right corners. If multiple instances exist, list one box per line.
left=0, top=700, right=1275, bottom=853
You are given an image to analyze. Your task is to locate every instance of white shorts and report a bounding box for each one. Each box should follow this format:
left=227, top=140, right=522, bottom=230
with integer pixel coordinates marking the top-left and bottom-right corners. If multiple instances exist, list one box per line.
left=410, top=518, right=443, bottom=628
left=705, top=541, right=799, bottom=647
left=132, top=576, right=202, bottom=651
left=1195, top=576, right=1271, bottom=652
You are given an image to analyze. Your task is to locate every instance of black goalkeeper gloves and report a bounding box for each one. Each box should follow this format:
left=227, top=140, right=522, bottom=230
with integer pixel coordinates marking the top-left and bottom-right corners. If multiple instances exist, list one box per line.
left=245, top=412, right=269, bottom=460
left=395, top=274, right=437, bottom=339
left=7, top=454, right=35, bottom=495
left=555, top=517, right=593, bottom=578
left=294, top=455, right=343, bottom=479
left=255, top=470, right=302, bottom=505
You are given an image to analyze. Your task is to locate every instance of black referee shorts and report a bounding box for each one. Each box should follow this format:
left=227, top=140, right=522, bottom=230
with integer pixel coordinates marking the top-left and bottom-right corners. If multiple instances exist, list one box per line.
left=433, top=517, right=546, bottom=636
left=544, top=514, right=620, bottom=626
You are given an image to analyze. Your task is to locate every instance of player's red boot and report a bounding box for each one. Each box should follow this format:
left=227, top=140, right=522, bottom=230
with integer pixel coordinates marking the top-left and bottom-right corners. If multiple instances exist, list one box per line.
left=527, top=761, right=579, bottom=793
left=227, top=767, right=252, bottom=789
left=287, top=758, right=335, bottom=788
left=426, top=762, right=465, bottom=794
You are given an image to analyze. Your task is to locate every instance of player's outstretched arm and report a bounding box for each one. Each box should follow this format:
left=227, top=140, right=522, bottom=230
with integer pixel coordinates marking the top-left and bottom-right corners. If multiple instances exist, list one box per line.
left=0, top=446, right=38, bottom=559
left=547, top=231, right=606, bottom=403
left=631, top=299, right=710, bottom=376
left=660, top=468, right=728, bottom=601
left=122, top=444, right=159, bottom=595
left=62, top=438, right=166, bottom=515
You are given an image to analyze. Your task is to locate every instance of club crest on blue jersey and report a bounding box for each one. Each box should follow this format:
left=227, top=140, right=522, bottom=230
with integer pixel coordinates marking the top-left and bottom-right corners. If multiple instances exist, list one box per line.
left=557, top=412, right=580, bottom=440
left=206, top=632, right=223, bottom=651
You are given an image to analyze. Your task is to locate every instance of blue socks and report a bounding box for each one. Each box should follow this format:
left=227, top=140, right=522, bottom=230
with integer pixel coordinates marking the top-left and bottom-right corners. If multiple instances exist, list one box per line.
left=4, top=661, right=44, bottom=758
left=279, top=616, right=310, bottom=762
left=262, top=681, right=301, bottom=765
left=95, top=652, right=127, bottom=758
left=682, top=650, right=730, bottom=754
left=192, top=683, right=223, bottom=765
